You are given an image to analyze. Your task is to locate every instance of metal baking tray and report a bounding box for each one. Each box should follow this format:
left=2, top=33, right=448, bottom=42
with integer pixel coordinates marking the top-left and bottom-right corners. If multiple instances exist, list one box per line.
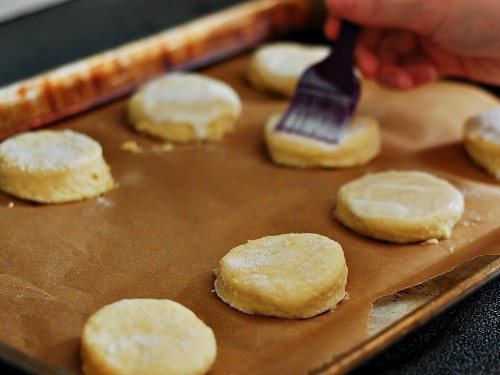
left=0, top=1, right=498, bottom=374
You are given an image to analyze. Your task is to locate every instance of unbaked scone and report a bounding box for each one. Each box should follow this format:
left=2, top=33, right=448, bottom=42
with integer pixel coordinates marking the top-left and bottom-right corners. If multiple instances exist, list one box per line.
left=246, top=42, right=330, bottom=97
left=0, top=129, right=113, bottom=204
left=81, top=299, right=217, bottom=375
left=265, top=112, right=380, bottom=168
left=463, top=106, right=500, bottom=179
left=334, top=170, right=464, bottom=243
left=128, top=72, right=242, bottom=143
left=214, top=233, right=348, bottom=319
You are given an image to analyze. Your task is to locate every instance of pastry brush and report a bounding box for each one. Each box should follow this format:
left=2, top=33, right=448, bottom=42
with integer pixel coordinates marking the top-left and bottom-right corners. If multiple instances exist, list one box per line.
left=275, top=21, right=360, bottom=143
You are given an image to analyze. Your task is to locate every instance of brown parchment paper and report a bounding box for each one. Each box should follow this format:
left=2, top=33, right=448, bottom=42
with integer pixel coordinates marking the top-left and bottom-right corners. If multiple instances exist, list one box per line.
left=0, top=53, right=499, bottom=375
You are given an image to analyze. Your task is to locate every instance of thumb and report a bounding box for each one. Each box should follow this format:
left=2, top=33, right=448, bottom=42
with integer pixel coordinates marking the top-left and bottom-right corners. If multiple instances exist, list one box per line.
left=326, top=0, right=435, bottom=34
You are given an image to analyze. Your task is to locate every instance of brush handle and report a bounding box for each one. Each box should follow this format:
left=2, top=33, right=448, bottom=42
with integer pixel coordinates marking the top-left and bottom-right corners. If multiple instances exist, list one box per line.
left=335, top=21, right=360, bottom=68
left=316, top=20, right=360, bottom=85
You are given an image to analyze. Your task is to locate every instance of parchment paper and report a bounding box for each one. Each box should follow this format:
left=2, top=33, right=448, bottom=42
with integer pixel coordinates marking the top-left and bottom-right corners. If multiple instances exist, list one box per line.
left=0, top=53, right=499, bottom=375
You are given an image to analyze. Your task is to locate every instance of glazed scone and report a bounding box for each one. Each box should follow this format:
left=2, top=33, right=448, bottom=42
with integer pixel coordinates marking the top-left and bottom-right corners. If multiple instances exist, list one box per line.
left=81, top=299, right=217, bottom=375
left=214, top=233, right=348, bottom=319
left=463, top=107, right=500, bottom=179
left=0, top=129, right=113, bottom=204
left=334, top=171, right=464, bottom=243
left=246, top=42, right=330, bottom=97
left=128, top=72, right=242, bottom=143
left=265, top=112, right=380, bottom=168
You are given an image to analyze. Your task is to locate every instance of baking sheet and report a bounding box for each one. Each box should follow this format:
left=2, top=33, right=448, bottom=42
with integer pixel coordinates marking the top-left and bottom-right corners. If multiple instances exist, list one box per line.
left=0, top=51, right=499, bottom=374
left=0, top=1, right=500, bottom=374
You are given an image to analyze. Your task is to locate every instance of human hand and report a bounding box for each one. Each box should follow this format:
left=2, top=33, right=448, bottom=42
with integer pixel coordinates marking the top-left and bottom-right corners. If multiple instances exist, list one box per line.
left=325, top=0, right=500, bottom=90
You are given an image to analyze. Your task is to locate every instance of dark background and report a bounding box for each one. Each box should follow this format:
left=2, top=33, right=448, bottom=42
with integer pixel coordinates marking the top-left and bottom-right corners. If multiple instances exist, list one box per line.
left=0, top=1, right=498, bottom=374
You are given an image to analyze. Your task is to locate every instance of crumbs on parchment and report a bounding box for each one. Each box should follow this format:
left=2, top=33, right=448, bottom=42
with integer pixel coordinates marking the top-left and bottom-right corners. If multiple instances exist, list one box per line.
left=121, top=140, right=143, bottom=153
left=121, top=140, right=174, bottom=154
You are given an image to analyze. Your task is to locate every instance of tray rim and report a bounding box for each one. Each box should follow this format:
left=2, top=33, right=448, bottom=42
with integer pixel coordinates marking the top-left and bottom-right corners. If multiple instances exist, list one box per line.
left=315, top=255, right=500, bottom=374
left=0, top=0, right=321, bottom=140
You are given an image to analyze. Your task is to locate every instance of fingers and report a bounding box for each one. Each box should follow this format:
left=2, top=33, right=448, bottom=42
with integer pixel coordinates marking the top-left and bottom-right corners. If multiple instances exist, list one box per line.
left=378, top=62, right=437, bottom=90
left=324, top=0, right=442, bottom=89
left=325, top=0, right=500, bottom=88
left=378, top=31, right=438, bottom=88
left=354, top=29, right=438, bottom=90
left=355, top=29, right=381, bottom=78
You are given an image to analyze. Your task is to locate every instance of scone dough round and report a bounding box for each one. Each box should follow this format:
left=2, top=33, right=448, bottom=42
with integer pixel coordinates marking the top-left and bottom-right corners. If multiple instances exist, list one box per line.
left=128, top=72, right=242, bottom=143
left=214, top=233, right=348, bottom=319
left=246, top=42, right=330, bottom=97
left=463, top=107, right=500, bottom=179
left=0, top=129, right=113, bottom=204
left=81, top=299, right=217, bottom=375
left=334, top=170, right=464, bottom=243
left=265, top=112, right=381, bottom=168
